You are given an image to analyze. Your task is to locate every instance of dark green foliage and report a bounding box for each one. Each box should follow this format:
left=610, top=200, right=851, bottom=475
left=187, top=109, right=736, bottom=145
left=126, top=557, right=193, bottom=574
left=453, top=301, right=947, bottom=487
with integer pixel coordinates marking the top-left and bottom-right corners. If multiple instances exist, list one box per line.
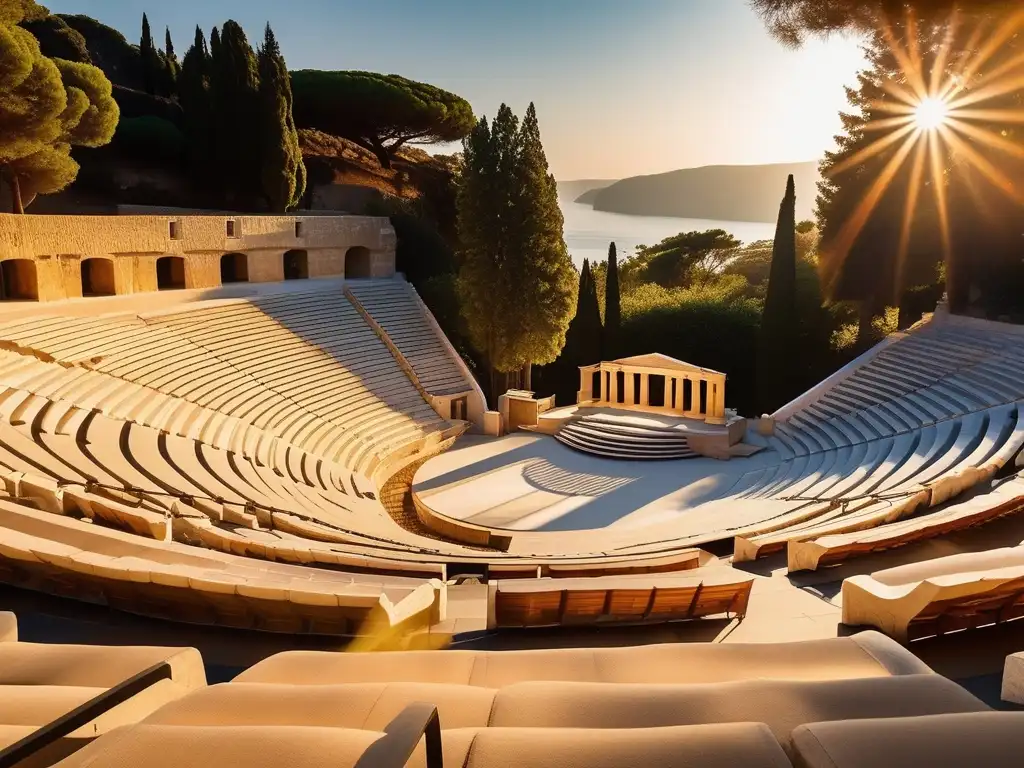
left=161, top=27, right=178, bottom=96
left=621, top=295, right=762, bottom=416
left=112, top=115, right=185, bottom=164
left=539, top=259, right=603, bottom=403
left=257, top=23, right=303, bottom=210
left=457, top=103, right=575, bottom=395
left=139, top=13, right=161, bottom=95
left=20, top=14, right=91, bottom=63
left=756, top=175, right=798, bottom=414
left=577, top=260, right=604, bottom=365
left=58, top=14, right=142, bottom=89
left=290, top=70, right=475, bottom=169
left=604, top=241, right=621, bottom=358
left=389, top=211, right=456, bottom=283
left=1, top=5, right=118, bottom=211
left=179, top=25, right=210, bottom=187
left=110, top=84, right=182, bottom=126
left=817, top=23, right=944, bottom=319
left=626, top=229, right=741, bottom=289
left=208, top=20, right=260, bottom=207
left=749, top=0, right=1012, bottom=47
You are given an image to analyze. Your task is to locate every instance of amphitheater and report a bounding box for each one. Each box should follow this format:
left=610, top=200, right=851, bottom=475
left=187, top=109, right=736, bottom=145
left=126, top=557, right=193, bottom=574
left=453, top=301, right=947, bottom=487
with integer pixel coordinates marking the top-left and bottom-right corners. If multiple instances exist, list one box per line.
left=2, top=211, right=1024, bottom=767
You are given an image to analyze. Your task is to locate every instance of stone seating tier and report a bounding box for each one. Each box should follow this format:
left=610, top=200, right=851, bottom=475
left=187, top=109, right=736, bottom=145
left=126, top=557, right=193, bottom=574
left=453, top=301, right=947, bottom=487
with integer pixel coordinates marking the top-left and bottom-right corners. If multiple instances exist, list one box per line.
left=841, top=544, right=1024, bottom=640
left=345, top=280, right=476, bottom=398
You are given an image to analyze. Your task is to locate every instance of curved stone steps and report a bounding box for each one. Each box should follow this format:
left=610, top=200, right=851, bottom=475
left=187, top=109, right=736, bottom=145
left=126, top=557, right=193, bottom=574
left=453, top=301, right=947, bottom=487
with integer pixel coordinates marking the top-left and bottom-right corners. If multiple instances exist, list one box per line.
left=554, top=418, right=698, bottom=460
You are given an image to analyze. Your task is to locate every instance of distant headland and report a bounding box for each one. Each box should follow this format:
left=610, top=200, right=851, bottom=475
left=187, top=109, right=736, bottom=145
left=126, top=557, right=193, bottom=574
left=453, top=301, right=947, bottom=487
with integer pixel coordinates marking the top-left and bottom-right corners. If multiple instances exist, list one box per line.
left=560, top=161, right=820, bottom=222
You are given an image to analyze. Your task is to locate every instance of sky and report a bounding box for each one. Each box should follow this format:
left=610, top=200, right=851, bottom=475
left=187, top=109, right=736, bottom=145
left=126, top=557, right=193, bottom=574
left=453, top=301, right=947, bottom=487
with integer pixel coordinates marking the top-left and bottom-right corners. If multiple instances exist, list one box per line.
left=46, top=0, right=868, bottom=180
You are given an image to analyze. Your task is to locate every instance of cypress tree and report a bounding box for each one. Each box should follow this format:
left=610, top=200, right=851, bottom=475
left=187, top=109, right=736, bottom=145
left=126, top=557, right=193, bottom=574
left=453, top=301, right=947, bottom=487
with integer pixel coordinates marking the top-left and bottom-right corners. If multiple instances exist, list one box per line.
left=457, top=103, right=574, bottom=396
left=257, top=23, right=304, bottom=211
left=756, top=174, right=798, bottom=414
left=139, top=13, right=162, bottom=95
left=545, top=259, right=602, bottom=403
left=162, top=27, right=179, bottom=96
left=457, top=115, right=503, bottom=400
left=209, top=26, right=220, bottom=59
left=209, top=20, right=260, bottom=208
left=179, top=26, right=212, bottom=193
left=604, top=241, right=621, bottom=358
left=506, top=103, right=576, bottom=389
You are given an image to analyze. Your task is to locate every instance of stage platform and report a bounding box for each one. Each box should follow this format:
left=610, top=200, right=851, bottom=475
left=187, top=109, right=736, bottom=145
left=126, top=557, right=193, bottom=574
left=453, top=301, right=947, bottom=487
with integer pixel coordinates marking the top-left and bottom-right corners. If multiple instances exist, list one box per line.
left=410, top=431, right=787, bottom=552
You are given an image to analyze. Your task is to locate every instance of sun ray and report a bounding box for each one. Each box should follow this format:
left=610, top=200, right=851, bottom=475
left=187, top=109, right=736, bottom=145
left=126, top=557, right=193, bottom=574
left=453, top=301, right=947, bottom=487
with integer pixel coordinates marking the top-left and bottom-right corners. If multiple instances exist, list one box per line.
left=863, top=115, right=917, bottom=133
left=827, top=129, right=921, bottom=293
left=947, top=73, right=1024, bottom=112
left=827, top=122, right=918, bottom=177
left=870, top=99, right=920, bottom=117
left=939, top=18, right=989, bottom=101
left=950, top=108, right=1024, bottom=124
left=926, top=130, right=953, bottom=266
left=929, top=11, right=960, bottom=98
left=878, top=80, right=927, bottom=111
left=940, top=127, right=1024, bottom=205
left=880, top=12, right=928, bottom=102
left=945, top=117, right=1024, bottom=160
left=946, top=9, right=1024, bottom=100
left=895, top=137, right=928, bottom=298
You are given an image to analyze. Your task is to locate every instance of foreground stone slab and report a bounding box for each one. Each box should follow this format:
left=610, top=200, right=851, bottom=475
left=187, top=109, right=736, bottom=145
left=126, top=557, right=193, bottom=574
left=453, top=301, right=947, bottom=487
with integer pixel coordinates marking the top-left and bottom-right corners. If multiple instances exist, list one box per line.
left=1002, top=652, right=1024, bottom=705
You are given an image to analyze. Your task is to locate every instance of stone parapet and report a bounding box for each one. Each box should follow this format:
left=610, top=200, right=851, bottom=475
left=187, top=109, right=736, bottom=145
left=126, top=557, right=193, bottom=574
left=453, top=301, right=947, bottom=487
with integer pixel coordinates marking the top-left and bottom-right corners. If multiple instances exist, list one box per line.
left=0, top=213, right=396, bottom=302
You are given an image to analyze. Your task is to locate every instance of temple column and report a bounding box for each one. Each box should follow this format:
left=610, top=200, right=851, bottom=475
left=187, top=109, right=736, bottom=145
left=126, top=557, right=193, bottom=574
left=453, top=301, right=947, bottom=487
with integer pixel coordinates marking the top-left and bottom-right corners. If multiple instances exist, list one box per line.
left=640, top=374, right=650, bottom=407
left=672, top=376, right=684, bottom=414
left=624, top=371, right=635, bottom=406
left=707, top=376, right=727, bottom=424
left=684, top=376, right=701, bottom=419
left=578, top=366, right=594, bottom=404
left=609, top=369, right=619, bottom=405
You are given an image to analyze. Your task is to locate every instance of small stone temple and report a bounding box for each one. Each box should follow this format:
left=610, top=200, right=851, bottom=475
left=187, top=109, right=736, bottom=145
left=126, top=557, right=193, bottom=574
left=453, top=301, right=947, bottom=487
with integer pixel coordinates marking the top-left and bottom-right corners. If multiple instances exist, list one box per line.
left=577, top=353, right=727, bottom=425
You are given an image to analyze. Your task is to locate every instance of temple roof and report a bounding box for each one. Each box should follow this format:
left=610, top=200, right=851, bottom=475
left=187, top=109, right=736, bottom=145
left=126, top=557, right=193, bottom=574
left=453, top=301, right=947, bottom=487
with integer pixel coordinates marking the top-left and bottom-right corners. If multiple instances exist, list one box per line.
left=608, top=353, right=725, bottom=376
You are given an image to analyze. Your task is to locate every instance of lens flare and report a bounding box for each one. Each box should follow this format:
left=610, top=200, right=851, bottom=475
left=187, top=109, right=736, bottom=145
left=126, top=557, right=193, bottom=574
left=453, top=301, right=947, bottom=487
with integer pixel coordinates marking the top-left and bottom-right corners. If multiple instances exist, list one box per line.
left=915, top=97, right=949, bottom=130
left=824, top=8, right=1024, bottom=293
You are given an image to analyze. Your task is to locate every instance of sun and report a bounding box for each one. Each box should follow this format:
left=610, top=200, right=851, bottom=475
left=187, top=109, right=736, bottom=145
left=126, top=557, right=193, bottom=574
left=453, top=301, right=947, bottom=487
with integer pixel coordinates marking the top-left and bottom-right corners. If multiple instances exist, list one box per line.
left=914, top=97, right=950, bottom=131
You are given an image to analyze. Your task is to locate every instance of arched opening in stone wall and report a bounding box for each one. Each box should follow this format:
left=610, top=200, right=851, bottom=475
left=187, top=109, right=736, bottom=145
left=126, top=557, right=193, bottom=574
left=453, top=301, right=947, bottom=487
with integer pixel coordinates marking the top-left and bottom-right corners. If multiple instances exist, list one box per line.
left=283, top=249, right=308, bottom=280
left=81, top=258, right=115, bottom=296
left=220, top=253, right=248, bottom=284
left=0, top=259, right=38, bottom=301
left=156, top=256, right=186, bottom=291
left=345, top=246, right=371, bottom=279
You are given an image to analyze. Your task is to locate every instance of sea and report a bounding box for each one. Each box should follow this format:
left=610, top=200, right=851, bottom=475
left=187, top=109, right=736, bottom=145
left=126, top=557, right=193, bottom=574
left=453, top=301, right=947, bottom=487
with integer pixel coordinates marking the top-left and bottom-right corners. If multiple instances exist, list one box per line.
left=559, top=198, right=776, bottom=268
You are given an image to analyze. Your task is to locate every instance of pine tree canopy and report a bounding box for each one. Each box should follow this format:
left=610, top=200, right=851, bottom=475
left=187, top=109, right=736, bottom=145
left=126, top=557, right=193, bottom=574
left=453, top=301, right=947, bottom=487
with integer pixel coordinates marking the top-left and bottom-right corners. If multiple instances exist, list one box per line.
left=1, top=4, right=117, bottom=211
left=20, top=14, right=91, bottom=63
left=626, top=229, right=741, bottom=289
left=290, top=70, right=475, bottom=169
left=55, top=57, right=118, bottom=146
left=749, top=0, right=1017, bottom=47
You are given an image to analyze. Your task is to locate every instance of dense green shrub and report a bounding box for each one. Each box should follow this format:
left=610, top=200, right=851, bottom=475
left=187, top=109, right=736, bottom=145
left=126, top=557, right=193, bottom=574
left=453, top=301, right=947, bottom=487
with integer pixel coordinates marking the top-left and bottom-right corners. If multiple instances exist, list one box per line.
left=112, top=116, right=186, bottom=164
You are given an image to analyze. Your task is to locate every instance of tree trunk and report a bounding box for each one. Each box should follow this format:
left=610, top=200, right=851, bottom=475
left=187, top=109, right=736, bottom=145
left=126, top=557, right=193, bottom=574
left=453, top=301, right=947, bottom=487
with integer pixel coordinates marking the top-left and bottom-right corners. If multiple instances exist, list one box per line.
left=521, top=362, right=532, bottom=391
left=370, top=142, right=393, bottom=170
left=7, top=173, right=24, bottom=215
left=856, top=299, right=875, bottom=348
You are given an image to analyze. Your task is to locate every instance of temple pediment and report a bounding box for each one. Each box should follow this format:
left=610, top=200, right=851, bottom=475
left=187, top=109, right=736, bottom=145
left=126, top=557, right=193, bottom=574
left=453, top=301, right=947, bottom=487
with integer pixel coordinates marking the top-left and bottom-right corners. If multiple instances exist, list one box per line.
left=609, top=353, right=725, bottom=377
